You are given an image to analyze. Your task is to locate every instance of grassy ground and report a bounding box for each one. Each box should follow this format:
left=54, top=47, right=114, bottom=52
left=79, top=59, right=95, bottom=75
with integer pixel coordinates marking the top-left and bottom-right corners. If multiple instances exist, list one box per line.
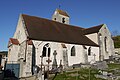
left=108, top=63, right=120, bottom=69
left=107, top=63, right=120, bottom=76
left=50, top=63, right=120, bottom=80
left=50, top=68, right=105, bottom=80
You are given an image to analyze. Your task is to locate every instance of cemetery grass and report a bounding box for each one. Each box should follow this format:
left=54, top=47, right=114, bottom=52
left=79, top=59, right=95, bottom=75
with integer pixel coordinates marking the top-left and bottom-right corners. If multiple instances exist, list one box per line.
left=50, top=68, right=105, bottom=80
left=108, top=63, right=120, bottom=69
left=107, top=63, right=120, bottom=75
left=50, top=63, right=120, bottom=80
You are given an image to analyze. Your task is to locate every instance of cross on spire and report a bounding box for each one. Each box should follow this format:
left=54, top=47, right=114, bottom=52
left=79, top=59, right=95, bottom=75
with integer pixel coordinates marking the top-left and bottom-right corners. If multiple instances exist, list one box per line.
left=59, top=5, right=61, bottom=9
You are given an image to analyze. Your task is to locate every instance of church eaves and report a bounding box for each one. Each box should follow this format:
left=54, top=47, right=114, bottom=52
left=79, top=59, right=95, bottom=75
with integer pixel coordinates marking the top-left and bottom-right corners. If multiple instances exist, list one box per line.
left=9, top=38, right=19, bottom=45
left=82, top=24, right=104, bottom=35
left=22, top=14, right=99, bottom=47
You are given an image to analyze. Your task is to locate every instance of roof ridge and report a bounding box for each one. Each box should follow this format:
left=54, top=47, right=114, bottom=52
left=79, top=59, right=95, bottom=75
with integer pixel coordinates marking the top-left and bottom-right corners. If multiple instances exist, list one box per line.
left=21, top=14, right=83, bottom=29
left=21, top=14, right=98, bottom=46
left=82, top=24, right=104, bottom=35
left=84, top=24, right=104, bottom=30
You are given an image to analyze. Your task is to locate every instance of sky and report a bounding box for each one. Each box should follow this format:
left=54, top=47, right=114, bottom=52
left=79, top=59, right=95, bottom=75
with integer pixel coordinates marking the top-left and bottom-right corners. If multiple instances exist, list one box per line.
left=0, top=0, right=120, bottom=51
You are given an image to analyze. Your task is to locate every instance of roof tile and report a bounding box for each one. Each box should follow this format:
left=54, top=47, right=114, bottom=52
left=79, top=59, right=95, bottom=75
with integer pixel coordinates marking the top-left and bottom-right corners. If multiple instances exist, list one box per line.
left=83, top=24, right=104, bottom=35
left=9, top=38, right=19, bottom=45
left=56, top=9, right=69, bottom=17
left=22, top=14, right=99, bottom=47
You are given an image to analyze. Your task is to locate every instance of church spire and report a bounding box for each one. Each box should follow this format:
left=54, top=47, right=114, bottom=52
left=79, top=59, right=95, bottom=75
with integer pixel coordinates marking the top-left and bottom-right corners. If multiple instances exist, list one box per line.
left=52, top=9, right=70, bottom=24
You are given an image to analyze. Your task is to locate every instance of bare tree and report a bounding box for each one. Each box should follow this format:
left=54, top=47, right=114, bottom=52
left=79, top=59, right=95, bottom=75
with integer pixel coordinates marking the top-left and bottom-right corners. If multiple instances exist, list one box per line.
left=112, top=30, right=120, bottom=37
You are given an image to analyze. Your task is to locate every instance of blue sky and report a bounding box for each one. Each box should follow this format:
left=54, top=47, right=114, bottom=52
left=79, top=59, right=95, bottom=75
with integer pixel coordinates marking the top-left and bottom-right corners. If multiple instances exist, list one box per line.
left=0, top=0, right=120, bottom=51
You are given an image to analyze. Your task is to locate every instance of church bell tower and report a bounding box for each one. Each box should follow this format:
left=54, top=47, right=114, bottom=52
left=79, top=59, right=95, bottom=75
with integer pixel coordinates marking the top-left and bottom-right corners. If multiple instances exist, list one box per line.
left=52, top=9, right=70, bottom=24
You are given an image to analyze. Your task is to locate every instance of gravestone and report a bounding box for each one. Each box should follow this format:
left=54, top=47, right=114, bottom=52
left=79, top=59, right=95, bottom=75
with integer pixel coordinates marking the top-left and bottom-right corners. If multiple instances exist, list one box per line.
left=52, top=50, right=57, bottom=69
left=92, top=61, right=108, bottom=70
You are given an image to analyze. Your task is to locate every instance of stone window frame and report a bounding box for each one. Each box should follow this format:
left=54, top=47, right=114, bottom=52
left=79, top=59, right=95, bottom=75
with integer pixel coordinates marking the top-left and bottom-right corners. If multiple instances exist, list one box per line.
left=42, top=43, right=51, bottom=57
left=71, top=46, right=76, bottom=56
left=62, top=17, right=65, bottom=23
left=104, top=37, right=108, bottom=52
left=54, top=18, right=56, bottom=21
left=88, top=46, right=91, bottom=56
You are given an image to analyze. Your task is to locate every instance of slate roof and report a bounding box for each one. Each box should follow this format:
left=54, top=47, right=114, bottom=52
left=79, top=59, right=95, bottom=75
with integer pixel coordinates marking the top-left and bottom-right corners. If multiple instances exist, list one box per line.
left=9, top=38, right=19, bottom=45
left=83, top=24, right=104, bottom=35
left=56, top=9, right=69, bottom=17
left=22, top=14, right=99, bottom=47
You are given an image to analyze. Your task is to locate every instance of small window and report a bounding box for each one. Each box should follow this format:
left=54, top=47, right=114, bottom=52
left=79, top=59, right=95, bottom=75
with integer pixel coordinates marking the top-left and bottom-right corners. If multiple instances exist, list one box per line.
left=62, top=17, right=65, bottom=23
left=42, top=43, right=51, bottom=57
left=71, top=46, right=76, bottom=56
left=42, top=47, right=47, bottom=57
left=104, top=37, right=107, bottom=52
left=9, top=49, right=11, bottom=52
left=48, top=47, right=51, bottom=57
left=98, top=33, right=102, bottom=44
left=88, top=47, right=91, bottom=56
left=54, top=18, right=56, bottom=20
left=83, top=45, right=87, bottom=49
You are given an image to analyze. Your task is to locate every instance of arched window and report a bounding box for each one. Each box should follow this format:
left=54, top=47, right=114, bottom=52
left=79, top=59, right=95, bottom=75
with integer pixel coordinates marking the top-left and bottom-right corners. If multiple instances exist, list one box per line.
left=62, top=17, right=65, bottom=23
left=42, top=46, right=47, bottom=57
left=54, top=18, right=56, bottom=21
left=48, top=47, right=51, bottom=57
left=83, top=45, right=87, bottom=49
left=88, top=47, right=91, bottom=56
left=42, top=43, right=51, bottom=57
left=71, top=46, right=76, bottom=56
left=104, top=37, right=107, bottom=52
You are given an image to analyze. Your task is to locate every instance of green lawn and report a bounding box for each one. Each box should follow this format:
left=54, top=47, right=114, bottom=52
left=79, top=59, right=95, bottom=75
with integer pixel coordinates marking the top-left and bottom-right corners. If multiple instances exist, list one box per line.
left=50, top=63, right=120, bottom=80
left=50, top=68, right=105, bottom=80
left=108, top=63, right=120, bottom=69
left=107, top=63, right=120, bottom=76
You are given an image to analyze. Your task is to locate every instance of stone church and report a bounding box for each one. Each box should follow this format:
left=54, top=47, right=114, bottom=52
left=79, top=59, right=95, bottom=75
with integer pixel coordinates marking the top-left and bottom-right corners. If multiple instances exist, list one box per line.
left=7, top=9, right=114, bottom=77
